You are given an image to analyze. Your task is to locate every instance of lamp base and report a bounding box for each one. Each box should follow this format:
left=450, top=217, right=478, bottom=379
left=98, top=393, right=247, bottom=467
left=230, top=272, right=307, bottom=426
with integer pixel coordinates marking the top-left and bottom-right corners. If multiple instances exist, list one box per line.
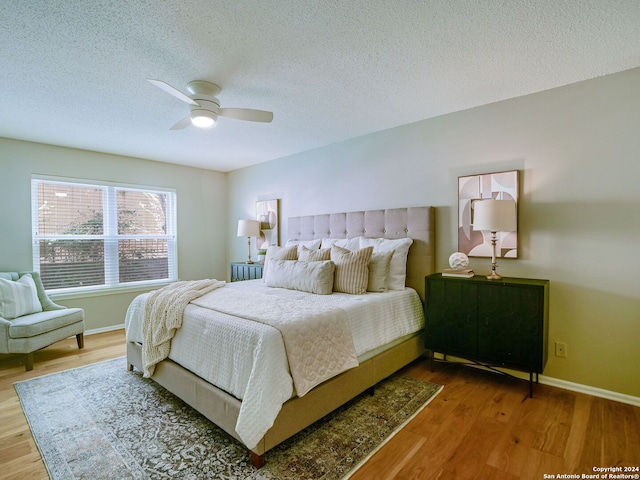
left=487, top=233, right=503, bottom=280
left=245, top=237, right=254, bottom=264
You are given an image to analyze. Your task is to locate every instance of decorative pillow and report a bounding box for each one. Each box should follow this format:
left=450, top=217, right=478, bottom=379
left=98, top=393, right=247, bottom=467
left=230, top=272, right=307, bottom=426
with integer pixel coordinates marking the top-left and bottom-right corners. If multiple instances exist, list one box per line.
left=330, top=245, right=373, bottom=295
left=0, top=273, right=43, bottom=320
left=262, top=245, right=298, bottom=283
left=320, top=237, right=361, bottom=251
left=264, top=259, right=335, bottom=295
left=298, top=245, right=331, bottom=262
left=285, top=239, right=322, bottom=257
left=359, top=237, right=413, bottom=290
left=367, top=251, right=393, bottom=292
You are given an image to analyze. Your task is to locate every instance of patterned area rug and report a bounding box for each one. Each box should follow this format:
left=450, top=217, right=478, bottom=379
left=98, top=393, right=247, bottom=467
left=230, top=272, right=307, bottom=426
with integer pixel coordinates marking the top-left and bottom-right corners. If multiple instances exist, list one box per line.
left=15, top=357, right=442, bottom=479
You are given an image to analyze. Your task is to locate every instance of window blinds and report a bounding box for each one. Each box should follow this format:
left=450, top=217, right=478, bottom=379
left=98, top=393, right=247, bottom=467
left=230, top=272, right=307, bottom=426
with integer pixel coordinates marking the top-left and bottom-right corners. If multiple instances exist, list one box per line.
left=32, top=177, right=177, bottom=292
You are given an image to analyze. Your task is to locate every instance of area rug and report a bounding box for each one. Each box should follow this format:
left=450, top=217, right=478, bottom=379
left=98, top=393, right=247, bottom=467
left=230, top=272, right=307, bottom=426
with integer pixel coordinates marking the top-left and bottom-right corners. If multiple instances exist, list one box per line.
left=15, top=357, right=442, bottom=479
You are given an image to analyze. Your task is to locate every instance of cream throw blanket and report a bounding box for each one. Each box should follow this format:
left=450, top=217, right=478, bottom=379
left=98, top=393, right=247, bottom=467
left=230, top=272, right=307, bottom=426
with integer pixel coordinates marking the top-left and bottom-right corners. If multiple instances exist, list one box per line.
left=142, top=279, right=225, bottom=377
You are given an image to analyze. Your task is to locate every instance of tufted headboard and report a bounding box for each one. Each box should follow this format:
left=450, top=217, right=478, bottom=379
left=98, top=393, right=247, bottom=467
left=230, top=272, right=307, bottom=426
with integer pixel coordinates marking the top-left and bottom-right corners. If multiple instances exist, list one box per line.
left=288, top=207, right=435, bottom=301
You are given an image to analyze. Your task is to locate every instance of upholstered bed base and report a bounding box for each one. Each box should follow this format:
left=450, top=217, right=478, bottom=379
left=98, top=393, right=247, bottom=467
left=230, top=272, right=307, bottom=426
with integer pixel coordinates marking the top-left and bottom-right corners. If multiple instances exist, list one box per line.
left=127, top=333, right=425, bottom=466
left=126, top=206, right=435, bottom=468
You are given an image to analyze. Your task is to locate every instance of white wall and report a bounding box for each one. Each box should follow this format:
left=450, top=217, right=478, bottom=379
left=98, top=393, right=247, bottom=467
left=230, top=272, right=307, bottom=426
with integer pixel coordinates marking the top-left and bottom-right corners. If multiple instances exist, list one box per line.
left=228, top=68, right=640, bottom=398
left=0, top=139, right=228, bottom=331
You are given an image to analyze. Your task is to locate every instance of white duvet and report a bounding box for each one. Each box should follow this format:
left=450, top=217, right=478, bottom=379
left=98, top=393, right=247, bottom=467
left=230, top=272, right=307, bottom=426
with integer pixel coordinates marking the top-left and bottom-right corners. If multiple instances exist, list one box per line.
left=125, top=279, right=424, bottom=449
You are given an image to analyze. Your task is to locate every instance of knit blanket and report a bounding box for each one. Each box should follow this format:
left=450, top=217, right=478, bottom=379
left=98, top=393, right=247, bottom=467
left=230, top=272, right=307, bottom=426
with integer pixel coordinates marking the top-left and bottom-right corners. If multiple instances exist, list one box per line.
left=142, top=279, right=226, bottom=377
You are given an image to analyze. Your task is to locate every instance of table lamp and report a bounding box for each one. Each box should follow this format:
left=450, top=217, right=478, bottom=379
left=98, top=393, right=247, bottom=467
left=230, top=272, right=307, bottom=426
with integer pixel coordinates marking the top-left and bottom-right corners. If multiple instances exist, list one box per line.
left=472, top=199, right=517, bottom=280
left=237, top=219, right=261, bottom=264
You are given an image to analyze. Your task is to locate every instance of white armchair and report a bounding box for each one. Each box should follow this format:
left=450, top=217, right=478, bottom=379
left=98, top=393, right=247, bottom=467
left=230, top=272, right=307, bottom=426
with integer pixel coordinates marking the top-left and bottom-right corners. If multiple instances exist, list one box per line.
left=0, top=271, right=84, bottom=371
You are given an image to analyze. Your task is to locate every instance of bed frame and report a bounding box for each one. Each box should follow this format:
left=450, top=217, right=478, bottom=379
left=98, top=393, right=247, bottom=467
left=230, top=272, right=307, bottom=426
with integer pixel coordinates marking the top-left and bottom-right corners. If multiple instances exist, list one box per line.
left=127, top=206, right=435, bottom=468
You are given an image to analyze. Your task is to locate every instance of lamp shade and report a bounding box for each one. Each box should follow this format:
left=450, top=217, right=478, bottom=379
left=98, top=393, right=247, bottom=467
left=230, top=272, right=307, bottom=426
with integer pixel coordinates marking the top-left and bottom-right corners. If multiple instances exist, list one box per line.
left=237, top=219, right=260, bottom=237
left=473, top=199, right=517, bottom=232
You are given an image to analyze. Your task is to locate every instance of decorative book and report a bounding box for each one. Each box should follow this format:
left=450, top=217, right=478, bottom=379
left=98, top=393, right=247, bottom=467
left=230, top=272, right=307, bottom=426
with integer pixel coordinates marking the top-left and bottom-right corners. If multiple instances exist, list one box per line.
left=442, top=268, right=475, bottom=278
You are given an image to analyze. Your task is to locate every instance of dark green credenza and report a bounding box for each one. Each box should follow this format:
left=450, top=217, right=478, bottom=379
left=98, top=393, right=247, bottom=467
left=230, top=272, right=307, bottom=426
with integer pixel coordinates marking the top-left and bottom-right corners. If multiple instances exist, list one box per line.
left=424, top=273, right=549, bottom=397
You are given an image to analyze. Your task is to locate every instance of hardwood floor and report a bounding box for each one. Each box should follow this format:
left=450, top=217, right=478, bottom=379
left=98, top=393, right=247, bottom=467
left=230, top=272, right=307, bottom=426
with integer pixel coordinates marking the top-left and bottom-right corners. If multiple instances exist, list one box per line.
left=1, top=330, right=639, bottom=479
left=353, top=361, right=640, bottom=480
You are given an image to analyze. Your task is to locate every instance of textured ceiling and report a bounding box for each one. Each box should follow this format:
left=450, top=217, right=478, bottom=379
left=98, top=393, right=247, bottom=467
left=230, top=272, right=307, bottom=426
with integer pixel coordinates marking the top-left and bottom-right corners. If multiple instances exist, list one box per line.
left=1, top=1, right=639, bottom=172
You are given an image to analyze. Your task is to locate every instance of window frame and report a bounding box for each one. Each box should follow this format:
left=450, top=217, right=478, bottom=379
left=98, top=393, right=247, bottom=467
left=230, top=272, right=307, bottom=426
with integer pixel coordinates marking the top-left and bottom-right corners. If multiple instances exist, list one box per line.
left=31, top=175, right=178, bottom=295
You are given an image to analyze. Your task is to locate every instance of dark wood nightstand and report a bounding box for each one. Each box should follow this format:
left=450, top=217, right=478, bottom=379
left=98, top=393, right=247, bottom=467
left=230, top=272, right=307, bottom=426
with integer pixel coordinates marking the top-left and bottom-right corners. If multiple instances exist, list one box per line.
left=230, top=262, right=263, bottom=282
left=424, top=273, right=549, bottom=397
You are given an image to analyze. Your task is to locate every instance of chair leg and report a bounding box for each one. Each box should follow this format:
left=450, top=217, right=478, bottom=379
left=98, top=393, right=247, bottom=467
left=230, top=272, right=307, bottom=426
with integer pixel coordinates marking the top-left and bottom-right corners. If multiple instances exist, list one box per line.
left=25, top=352, right=34, bottom=371
left=76, top=333, right=84, bottom=349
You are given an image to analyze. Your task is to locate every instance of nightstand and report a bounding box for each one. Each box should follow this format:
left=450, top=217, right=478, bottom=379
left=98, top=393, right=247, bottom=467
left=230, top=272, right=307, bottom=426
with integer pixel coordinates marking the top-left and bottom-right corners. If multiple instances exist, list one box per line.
left=424, top=273, right=549, bottom=397
left=230, top=262, right=263, bottom=282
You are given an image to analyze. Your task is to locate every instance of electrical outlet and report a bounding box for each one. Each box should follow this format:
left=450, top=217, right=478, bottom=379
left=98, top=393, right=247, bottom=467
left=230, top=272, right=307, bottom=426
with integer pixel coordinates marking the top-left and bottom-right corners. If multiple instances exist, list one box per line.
left=555, top=341, right=567, bottom=357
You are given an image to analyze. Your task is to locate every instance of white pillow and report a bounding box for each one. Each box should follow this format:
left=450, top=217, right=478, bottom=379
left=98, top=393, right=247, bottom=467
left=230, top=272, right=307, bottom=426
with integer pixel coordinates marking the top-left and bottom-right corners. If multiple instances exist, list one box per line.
left=320, top=237, right=361, bottom=251
left=359, top=237, right=413, bottom=290
left=262, top=245, right=298, bottom=283
left=330, top=245, right=373, bottom=295
left=0, top=274, right=43, bottom=320
left=367, top=251, right=393, bottom=293
left=264, top=259, right=335, bottom=295
left=285, top=239, right=322, bottom=257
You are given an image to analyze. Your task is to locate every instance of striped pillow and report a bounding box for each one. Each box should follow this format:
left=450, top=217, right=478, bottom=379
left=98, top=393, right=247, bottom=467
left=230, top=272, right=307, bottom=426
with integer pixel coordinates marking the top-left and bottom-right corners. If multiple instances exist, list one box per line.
left=0, top=274, right=43, bottom=320
left=330, top=245, right=373, bottom=294
left=298, top=246, right=331, bottom=262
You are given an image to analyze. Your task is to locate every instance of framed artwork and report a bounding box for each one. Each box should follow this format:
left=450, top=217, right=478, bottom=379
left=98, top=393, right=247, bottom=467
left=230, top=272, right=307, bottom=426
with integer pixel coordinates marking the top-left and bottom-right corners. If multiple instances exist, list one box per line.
left=458, top=170, right=519, bottom=258
left=256, top=199, right=279, bottom=248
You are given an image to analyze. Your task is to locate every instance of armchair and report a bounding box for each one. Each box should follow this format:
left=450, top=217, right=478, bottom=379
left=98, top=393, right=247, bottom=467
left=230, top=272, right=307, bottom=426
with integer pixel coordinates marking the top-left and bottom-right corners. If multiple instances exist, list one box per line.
left=0, top=271, right=84, bottom=371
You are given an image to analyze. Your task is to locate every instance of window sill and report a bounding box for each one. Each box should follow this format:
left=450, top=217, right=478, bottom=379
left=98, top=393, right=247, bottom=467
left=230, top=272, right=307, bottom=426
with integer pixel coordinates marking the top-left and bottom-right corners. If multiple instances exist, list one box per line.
left=49, top=281, right=173, bottom=301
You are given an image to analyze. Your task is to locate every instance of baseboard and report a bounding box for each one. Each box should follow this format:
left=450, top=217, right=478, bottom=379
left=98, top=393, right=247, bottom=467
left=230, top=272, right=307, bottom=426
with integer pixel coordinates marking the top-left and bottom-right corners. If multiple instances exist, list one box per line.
left=85, top=324, right=125, bottom=336
left=539, top=375, right=640, bottom=407
left=430, top=354, right=640, bottom=407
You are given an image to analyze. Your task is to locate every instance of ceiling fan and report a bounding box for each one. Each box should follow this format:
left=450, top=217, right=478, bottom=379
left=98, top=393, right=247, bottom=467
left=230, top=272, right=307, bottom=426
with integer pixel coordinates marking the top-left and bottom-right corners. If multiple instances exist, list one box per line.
left=148, top=79, right=274, bottom=130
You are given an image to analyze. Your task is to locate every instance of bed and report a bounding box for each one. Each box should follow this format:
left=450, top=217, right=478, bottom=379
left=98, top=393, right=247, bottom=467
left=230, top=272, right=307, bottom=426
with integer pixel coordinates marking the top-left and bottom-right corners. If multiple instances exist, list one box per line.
left=125, top=206, right=435, bottom=468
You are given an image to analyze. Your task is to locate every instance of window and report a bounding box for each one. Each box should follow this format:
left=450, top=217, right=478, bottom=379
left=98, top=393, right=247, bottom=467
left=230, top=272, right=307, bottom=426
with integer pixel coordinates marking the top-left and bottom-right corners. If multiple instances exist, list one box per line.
left=32, top=176, right=177, bottom=293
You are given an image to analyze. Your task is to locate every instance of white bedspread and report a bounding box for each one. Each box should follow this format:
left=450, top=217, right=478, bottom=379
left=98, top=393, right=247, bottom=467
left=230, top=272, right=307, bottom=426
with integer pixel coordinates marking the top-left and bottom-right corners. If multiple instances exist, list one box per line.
left=191, top=287, right=358, bottom=397
left=142, top=279, right=225, bottom=377
left=125, top=280, right=424, bottom=449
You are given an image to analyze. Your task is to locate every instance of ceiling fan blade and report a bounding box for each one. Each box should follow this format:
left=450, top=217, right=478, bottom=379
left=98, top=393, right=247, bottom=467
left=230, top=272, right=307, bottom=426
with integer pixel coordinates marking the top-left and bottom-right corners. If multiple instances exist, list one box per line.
left=219, top=108, right=274, bottom=123
left=170, top=116, right=192, bottom=130
left=148, top=79, right=199, bottom=106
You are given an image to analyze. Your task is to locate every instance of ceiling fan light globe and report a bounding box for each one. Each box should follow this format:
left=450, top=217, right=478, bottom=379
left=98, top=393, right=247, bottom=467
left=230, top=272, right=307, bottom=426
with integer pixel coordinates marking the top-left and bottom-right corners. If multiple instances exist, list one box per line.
left=191, top=110, right=217, bottom=128
left=192, top=116, right=215, bottom=128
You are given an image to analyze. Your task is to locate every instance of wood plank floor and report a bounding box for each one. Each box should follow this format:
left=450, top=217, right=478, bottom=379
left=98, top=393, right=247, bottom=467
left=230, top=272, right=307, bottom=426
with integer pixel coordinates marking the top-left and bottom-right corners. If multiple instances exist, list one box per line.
left=1, top=330, right=639, bottom=479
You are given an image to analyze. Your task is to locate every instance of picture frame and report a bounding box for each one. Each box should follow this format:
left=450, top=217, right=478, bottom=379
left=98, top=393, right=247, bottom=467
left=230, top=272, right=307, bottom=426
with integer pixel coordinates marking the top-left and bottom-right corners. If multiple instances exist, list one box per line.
left=256, top=199, right=279, bottom=248
left=458, top=170, right=519, bottom=258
